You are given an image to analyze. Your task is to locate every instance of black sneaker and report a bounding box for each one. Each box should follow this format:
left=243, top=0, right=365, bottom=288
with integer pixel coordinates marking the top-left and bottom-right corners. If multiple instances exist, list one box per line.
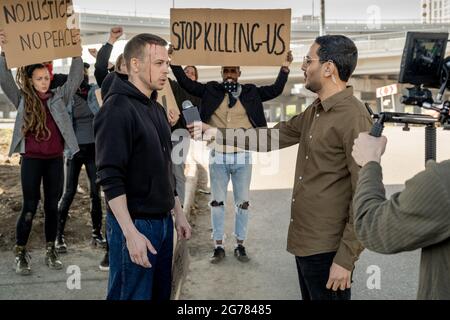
left=234, top=244, right=250, bottom=262
left=14, top=245, right=31, bottom=275
left=210, top=247, right=225, bottom=264
left=45, top=242, right=63, bottom=270
left=99, top=251, right=109, bottom=271
left=92, top=232, right=107, bottom=248
left=55, top=235, right=67, bottom=254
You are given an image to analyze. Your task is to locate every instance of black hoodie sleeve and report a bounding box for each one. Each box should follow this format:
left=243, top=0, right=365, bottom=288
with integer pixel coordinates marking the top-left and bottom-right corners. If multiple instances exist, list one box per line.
left=170, top=64, right=206, bottom=98
left=256, top=67, right=289, bottom=102
left=95, top=43, right=113, bottom=88
left=94, top=98, right=133, bottom=201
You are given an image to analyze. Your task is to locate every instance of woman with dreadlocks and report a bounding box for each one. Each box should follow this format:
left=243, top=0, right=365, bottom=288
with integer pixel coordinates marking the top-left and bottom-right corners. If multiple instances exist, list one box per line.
left=0, top=29, right=83, bottom=275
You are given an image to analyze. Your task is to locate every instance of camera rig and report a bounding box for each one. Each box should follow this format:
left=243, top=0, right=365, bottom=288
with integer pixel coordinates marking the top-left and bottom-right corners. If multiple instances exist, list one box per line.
left=369, top=32, right=450, bottom=164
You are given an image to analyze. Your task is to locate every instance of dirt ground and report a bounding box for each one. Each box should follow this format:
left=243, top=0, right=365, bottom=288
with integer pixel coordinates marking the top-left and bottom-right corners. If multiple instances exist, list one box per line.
left=0, top=129, right=103, bottom=252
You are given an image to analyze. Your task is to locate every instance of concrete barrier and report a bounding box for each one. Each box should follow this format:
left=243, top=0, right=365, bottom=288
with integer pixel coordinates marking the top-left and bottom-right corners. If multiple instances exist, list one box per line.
left=171, top=150, right=199, bottom=300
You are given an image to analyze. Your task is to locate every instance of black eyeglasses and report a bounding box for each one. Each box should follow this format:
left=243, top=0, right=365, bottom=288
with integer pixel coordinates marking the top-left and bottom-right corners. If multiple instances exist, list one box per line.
left=302, top=57, right=334, bottom=68
left=302, top=56, right=320, bottom=67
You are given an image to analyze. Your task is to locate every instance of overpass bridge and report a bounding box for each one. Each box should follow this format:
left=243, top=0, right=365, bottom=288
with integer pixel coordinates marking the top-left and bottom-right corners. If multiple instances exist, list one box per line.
left=2, top=11, right=450, bottom=121
left=77, top=10, right=450, bottom=44
left=76, top=12, right=449, bottom=84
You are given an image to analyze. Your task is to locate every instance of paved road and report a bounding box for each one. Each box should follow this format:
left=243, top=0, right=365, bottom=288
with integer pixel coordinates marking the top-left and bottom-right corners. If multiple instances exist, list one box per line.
left=181, top=127, right=450, bottom=300
left=0, top=245, right=108, bottom=300
left=0, top=126, right=448, bottom=299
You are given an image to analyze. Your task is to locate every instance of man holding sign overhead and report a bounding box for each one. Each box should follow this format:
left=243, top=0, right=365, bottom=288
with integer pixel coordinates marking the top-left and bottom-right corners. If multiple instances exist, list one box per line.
left=169, top=8, right=293, bottom=264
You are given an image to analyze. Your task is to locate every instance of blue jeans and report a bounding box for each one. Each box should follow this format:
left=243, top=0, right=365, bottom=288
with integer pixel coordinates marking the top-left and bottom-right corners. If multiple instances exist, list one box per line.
left=295, top=252, right=352, bottom=300
left=106, top=212, right=173, bottom=300
left=209, top=150, right=252, bottom=242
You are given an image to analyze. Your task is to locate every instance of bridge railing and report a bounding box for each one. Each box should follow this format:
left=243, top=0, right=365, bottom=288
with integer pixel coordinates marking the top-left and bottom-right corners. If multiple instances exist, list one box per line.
left=290, top=31, right=450, bottom=59
left=292, top=18, right=434, bottom=25
left=77, top=8, right=169, bottom=18
left=78, top=8, right=450, bottom=26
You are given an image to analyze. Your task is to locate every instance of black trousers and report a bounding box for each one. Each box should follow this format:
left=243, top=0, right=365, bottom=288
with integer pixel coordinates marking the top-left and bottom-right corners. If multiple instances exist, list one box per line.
left=57, top=144, right=103, bottom=236
left=16, top=157, right=64, bottom=246
left=295, top=251, right=352, bottom=300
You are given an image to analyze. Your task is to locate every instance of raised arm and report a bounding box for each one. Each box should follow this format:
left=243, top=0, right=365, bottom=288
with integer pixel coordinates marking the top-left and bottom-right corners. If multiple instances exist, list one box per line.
left=256, top=50, right=292, bottom=101
left=55, top=29, right=83, bottom=105
left=0, top=30, right=21, bottom=108
left=95, top=27, right=123, bottom=87
left=60, top=56, right=84, bottom=106
left=170, top=64, right=206, bottom=98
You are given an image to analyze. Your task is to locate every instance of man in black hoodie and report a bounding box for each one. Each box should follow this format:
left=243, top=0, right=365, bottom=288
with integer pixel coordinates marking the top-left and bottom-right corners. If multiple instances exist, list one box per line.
left=94, top=33, right=191, bottom=301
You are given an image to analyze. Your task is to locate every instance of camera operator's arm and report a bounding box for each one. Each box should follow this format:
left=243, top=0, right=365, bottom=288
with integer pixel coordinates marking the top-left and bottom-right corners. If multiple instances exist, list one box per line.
left=352, top=133, right=450, bottom=253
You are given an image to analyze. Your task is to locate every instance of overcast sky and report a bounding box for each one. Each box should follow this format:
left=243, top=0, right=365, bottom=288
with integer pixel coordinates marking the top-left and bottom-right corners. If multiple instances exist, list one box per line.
left=73, top=0, right=422, bottom=20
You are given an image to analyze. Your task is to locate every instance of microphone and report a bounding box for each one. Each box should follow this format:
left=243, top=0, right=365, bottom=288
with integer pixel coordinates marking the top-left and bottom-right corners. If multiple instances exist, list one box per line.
left=181, top=100, right=201, bottom=124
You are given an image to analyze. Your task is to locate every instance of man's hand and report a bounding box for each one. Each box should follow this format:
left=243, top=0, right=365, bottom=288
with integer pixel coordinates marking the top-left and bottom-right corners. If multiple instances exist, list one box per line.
left=326, top=263, right=352, bottom=291
left=173, top=210, right=192, bottom=240
left=186, top=121, right=216, bottom=141
left=0, top=29, right=7, bottom=48
left=423, top=108, right=440, bottom=119
left=125, top=229, right=157, bottom=268
left=168, top=44, right=174, bottom=59
left=352, top=132, right=387, bottom=167
left=108, top=27, right=123, bottom=45
left=282, top=50, right=293, bottom=68
left=168, top=109, right=179, bottom=127
left=88, top=48, right=98, bottom=58
left=172, top=196, right=192, bottom=240
left=73, top=28, right=81, bottom=45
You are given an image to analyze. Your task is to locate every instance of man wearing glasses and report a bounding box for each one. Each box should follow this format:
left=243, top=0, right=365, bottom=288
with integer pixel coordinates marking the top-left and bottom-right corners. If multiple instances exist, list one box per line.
left=189, top=35, right=373, bottom=300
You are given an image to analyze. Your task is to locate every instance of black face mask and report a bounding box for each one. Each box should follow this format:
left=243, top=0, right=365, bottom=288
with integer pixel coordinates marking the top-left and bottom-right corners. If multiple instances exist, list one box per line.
left=222, top=81, right=241, bottom=108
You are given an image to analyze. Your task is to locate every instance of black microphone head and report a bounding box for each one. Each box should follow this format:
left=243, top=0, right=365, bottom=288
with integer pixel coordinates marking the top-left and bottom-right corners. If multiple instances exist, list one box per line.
left=182, top=100, right=193, bottom=110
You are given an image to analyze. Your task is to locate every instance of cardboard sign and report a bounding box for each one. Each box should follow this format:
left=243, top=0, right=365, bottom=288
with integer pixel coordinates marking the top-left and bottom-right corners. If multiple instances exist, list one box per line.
left=0, top=0, right=82, bottom=68
left=157, top=80, right=180, bottom=125
left=170, top=8, right=291, bottom=66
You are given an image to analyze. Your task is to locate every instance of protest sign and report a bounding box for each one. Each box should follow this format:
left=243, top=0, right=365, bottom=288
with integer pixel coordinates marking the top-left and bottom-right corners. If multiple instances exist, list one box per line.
left=170, top=8, right=291, bottom=66
left=0, top=0, right=81, bottom=68
left=157, top=80, right=180, bottom=124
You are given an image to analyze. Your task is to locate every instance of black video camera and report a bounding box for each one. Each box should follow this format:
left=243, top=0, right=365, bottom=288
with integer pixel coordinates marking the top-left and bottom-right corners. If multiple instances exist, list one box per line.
left=398, top=32, right=450, bottom=128
left=369, top=32, right=450, bottom=163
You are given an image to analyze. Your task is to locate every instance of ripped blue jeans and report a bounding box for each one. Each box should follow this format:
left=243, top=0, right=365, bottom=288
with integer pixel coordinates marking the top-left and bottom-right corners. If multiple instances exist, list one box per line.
left=209, top=150, right=252, bottom=242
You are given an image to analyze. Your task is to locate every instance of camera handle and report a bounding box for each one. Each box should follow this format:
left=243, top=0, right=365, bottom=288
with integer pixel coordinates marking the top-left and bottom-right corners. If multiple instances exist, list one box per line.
left=369, top=114, right=385, bottom=137
left=425, top=125, right=437, bottom=163
left=368, top=110, right=437, bottom=164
